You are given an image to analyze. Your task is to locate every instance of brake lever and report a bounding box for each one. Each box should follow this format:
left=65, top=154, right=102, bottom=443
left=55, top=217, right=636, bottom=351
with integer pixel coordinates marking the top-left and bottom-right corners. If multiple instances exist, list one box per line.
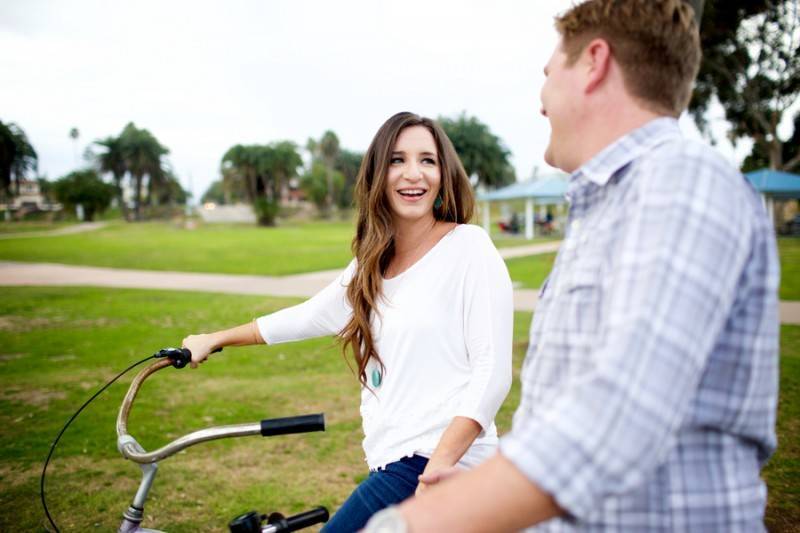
left=154, top=347, right=222, bottom=369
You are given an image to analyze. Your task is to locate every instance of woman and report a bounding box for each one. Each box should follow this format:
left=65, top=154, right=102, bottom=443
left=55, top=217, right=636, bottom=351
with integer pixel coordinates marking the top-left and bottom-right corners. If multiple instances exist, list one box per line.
left=182, top=112, right=513, bottom=532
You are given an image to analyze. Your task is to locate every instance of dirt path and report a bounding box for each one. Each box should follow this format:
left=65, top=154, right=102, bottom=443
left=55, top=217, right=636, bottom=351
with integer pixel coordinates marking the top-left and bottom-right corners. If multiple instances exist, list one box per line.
left=2, top=260, right=799, bottom=324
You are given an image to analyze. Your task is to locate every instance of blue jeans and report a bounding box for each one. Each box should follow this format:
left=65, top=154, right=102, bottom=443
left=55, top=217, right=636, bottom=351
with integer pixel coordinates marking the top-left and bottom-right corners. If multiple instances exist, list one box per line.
left=321, top=454, right=428, bottom=533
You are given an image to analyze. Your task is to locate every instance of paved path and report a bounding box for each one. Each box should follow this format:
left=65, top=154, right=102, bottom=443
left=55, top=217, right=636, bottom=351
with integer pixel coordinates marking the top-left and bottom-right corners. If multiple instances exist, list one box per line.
left=0, top=222, right=107, bottom=240
left=497, top=241, right=562, bottom=259
left=2, top=260, right=799, bottom=324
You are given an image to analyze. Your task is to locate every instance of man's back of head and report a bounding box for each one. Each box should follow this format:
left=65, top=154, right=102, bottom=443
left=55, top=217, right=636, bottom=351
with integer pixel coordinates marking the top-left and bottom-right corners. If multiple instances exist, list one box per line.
left=557, top=0, right=701, bottom=116
left=542, top=0, right=702, bottom=171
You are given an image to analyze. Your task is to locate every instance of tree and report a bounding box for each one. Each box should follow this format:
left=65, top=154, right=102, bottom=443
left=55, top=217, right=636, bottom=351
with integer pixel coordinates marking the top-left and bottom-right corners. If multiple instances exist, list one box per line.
left=305, top=132, right=361, bottom=212
left=267, top=141, right=303, bottom=203
left=334, top=149, right=363, bottom=209
left=690, top=0, right=799, bottom=171
left=220, top=141, right=302, bottom=226
left=52, top=169, right=114, bottom=221
left=91, top=124, right=174, bottom=220
left=154, top=170, right=189, bottom=206
left=0, top=120, right=38, bottom=198
left=222, top=144, right=259, bottom=205
left=93, top=135, right=129, bottom=219
left=202, top=180, right=227, bottom=204
left=219, top=164, right=248, bottom=204
left=119, top=123, right=169, bottom=220
left=300, top=161, right=344, bottom=212
left=742, top=113, right=800, bottom=172
left=318, top=131, right=341, bottom=212
left=438, top=113, right=515, bottom=188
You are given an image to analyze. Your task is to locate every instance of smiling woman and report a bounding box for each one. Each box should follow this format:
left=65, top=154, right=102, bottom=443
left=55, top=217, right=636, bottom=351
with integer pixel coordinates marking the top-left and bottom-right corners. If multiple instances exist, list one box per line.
left=180, top=112, right=514, bottom=532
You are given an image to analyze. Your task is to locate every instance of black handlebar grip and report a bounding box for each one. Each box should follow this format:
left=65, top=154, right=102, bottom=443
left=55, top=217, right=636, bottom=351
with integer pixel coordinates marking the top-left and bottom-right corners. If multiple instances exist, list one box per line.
left=260, top=414, right=325, bottom=437
left=157, top=347, right=222, bottom=369
left=281, top=507, right=329, bottom=532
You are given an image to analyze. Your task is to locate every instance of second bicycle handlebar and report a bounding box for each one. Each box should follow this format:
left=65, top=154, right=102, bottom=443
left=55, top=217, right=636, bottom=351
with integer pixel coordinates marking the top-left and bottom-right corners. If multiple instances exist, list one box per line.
left=116, top=349, right=325, bottom=464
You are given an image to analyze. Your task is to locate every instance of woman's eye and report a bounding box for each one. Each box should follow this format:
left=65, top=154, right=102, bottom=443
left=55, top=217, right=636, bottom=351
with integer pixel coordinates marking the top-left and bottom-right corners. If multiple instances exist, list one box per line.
left=390, top=157, right=403, bottom=164
left=422, top=157, right=437, bottom=165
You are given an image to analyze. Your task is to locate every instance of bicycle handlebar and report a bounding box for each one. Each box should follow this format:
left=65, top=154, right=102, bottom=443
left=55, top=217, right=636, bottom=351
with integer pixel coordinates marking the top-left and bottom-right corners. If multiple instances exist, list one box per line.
left=116, top=348, right=325, bottom=464
left=229, top=507, right=330, bottom=533
left=261, top=414, right=325, bottom=436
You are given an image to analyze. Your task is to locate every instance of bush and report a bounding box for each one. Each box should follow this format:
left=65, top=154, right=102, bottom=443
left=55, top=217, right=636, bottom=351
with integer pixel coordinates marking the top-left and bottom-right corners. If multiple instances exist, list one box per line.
left=52, top=170, right=114, bottom=221
left=253, top=198, right=279, bottom=226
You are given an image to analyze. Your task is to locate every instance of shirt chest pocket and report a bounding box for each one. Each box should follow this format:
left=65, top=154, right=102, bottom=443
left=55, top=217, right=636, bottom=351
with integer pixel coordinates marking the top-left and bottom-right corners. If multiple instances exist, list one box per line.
left=560, top=254, right=605, bottom=339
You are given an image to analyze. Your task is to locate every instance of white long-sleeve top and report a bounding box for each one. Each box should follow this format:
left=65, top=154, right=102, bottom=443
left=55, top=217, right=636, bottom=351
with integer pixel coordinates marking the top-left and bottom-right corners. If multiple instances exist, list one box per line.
left=256, top=224, right=513, bottom=470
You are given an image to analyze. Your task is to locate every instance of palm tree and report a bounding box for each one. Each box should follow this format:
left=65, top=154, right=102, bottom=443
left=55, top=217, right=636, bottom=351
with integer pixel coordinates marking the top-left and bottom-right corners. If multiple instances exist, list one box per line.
left=269, top=141, right=302, bottom=203
left=222, top=144, right=259, bottom=204
left=221, top=143, right=301, bottom=226
left=0, top=120, right=38, bottom=197
left=120, top=123, right=169, bottom=220
left=93, top=135, right=130, bottom=219
left=318, top=131, right=340, bottom=213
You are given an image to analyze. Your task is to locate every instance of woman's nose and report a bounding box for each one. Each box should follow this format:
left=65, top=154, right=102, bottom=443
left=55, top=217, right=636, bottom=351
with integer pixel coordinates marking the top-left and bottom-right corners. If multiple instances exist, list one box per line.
left=402, top=163, right=423, bottom=180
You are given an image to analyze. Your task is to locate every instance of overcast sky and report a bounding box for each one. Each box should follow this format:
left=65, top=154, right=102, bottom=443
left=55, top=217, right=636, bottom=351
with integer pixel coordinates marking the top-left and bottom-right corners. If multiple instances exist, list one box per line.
left=1, top=0, right=750, bottom=202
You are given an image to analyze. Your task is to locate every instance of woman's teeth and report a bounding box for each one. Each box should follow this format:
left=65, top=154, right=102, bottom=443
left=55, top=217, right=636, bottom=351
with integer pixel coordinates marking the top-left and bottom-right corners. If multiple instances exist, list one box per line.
left=399, top=189, right=425, bottom=197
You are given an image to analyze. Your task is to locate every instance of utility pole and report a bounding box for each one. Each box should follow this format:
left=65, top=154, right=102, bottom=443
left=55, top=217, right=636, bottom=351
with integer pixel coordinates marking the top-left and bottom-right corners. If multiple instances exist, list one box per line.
left=69, top=127, right=80, bottom=167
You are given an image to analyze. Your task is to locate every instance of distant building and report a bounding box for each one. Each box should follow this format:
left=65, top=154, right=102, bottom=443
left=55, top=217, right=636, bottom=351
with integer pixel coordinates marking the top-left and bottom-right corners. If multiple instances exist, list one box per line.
left=0, top=179, right=62, bottom=214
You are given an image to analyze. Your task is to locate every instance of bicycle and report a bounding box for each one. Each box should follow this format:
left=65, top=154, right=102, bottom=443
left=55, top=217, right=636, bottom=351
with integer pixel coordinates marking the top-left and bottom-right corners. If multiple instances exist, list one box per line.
left=42, top=347, right=330, bottom=533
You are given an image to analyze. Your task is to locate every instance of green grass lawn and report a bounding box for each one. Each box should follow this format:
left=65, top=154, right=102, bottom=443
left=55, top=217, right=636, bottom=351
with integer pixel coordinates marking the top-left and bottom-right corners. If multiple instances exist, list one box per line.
left=0, top=287, right=796, bottom=531
left=0, top=221, right=357, bottom=276
left=505, top=253, right=557, bottom=289
left=506, top=238, right=799, bottom=301
left=779, top=237, right=800, bottom=301
left=0, top=220, right=553, bottom=276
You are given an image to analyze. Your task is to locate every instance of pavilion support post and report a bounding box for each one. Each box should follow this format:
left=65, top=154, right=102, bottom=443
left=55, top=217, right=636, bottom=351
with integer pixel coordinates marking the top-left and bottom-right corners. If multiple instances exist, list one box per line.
left=766, top=196, right=775, bottom=224
left=483, top=201, right=491, bottom=233
left=525, top=199, right=534, bottom=239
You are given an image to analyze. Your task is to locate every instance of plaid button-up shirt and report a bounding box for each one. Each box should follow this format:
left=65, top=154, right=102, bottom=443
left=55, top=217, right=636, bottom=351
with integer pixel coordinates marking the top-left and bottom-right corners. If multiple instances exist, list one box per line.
left=500, top=118, right=780, bottom=532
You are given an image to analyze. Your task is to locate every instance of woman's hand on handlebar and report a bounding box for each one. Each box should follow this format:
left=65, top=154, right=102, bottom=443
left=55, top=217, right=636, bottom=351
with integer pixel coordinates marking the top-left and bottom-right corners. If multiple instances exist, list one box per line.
left=181, top=321, right=265, bottom=369
left=181, top=333, right=219, bottom=369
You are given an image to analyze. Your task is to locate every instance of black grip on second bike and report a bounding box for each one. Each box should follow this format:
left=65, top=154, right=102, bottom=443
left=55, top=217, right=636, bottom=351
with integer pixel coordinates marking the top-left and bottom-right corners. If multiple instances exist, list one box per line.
left=276, top=507, right=330, bottom=532
left=260, top=414, right=325, bottom=437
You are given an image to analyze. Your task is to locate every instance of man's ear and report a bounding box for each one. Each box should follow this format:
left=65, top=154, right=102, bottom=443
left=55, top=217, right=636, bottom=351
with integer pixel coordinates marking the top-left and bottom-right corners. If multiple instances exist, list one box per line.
left=582, top=38, right=612, bottom=94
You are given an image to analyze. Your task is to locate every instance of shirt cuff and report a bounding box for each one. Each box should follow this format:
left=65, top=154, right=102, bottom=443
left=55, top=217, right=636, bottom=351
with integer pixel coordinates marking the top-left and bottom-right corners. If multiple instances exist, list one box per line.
left=255, top=315, right=275, bottom=345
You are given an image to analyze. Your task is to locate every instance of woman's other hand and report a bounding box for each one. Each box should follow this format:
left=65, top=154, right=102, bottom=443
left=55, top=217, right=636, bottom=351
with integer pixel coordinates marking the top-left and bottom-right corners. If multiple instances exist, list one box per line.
left=415, top=464, right=464, bottom=496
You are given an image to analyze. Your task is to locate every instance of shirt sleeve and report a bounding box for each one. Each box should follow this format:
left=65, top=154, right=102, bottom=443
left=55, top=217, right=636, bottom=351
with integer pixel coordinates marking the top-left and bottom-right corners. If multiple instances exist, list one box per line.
left=500, top=151, right=756, bottom=518
left=454, top=229, right=514, bottom=431
left=256, top=259, right=355, bottom=344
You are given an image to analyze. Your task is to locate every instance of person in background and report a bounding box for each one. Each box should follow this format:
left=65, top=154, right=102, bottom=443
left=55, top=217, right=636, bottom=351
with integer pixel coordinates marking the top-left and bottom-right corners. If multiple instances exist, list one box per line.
left=364, top=1, right=780, bottom=531
left=182, top=111, right=513, bottom=532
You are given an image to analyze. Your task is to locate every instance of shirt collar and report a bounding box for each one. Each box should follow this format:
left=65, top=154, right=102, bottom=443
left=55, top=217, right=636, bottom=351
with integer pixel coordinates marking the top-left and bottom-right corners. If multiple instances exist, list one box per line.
left=573, top=117, right=682, bottom=187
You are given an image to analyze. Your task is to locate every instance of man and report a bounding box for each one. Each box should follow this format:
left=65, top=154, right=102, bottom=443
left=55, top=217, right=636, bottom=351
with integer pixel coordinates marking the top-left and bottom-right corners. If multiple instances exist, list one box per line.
left=363, top=0, right=779, bottom=531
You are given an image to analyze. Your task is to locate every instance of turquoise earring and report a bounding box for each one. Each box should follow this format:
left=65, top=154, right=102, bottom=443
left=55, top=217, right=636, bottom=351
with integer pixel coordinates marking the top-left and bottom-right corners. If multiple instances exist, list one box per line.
left=433, top=195, right=443, bottom=210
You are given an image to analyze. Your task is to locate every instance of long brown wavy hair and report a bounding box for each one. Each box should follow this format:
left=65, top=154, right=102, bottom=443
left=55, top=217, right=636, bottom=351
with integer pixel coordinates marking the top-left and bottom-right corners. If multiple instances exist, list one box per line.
left=340, top=112, right=475, bottom=386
